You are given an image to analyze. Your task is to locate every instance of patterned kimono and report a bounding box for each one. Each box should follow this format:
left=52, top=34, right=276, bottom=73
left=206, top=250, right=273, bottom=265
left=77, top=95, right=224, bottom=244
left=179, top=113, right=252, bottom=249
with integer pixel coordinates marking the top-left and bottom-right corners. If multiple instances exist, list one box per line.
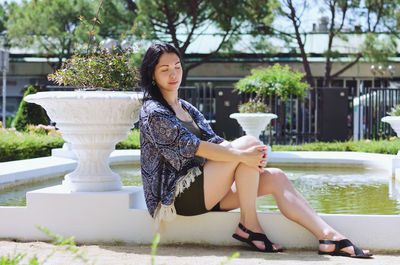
left=139, top=99, right=224, bottom=223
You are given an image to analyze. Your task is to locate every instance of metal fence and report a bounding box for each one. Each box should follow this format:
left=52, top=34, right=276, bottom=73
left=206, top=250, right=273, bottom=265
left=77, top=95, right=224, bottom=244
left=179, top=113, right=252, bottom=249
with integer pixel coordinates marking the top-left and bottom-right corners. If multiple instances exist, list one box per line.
left=354, top=86, right=400, bottom=140
left=180, top=86, right=322, bottom=145
left=42, top=84, right=398, bottom=144
left=238, top=90, right=319, bottom=145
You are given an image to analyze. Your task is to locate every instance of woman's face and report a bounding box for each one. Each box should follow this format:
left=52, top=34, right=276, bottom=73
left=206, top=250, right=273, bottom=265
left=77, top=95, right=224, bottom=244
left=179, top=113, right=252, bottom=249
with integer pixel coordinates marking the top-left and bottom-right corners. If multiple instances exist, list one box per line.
left=153, top=52, right=182, bottom=94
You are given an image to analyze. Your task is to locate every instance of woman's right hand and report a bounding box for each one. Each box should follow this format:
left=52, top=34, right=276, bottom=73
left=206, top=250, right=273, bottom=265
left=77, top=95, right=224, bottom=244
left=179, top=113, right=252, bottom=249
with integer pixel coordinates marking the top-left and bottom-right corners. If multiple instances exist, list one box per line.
left=240, top=145, right=267, bottom=171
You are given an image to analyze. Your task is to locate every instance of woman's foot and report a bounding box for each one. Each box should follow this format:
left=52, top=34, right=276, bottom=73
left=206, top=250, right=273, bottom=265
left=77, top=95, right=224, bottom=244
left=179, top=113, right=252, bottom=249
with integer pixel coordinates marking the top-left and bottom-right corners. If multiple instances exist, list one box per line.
left=234, top=223, right=283, bottom=252
left=318, top=233, right=371, bottom=256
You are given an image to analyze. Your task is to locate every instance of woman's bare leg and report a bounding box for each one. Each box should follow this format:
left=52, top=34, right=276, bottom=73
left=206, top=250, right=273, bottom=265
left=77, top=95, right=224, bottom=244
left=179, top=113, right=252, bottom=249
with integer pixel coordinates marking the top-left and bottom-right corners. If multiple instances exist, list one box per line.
left=203, top=135, right=282, bottom=251
left=218, top=166, right=370, bottom=255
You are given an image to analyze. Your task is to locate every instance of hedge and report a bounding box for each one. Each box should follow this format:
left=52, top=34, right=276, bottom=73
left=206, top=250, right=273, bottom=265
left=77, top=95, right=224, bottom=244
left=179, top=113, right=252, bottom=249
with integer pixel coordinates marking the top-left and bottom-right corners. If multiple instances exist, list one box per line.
left=0, top=129, right=140, bottom=162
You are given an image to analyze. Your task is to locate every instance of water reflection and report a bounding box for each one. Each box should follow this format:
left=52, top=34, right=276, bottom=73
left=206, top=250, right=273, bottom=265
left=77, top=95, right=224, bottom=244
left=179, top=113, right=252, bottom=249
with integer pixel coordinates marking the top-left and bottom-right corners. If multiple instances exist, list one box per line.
left=258, top=166, right=400, bottom=215
left=1, top=163, right=399, bottom=215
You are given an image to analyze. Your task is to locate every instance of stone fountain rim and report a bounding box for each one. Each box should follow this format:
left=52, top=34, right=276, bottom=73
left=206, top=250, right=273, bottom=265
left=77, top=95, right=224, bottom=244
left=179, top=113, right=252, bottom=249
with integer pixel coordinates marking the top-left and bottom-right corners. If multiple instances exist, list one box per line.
left=229, top=112, right=278, bottom=119
left=382, top=116, right=400, bottom=122
left=24, top=91, right=143, bottom=102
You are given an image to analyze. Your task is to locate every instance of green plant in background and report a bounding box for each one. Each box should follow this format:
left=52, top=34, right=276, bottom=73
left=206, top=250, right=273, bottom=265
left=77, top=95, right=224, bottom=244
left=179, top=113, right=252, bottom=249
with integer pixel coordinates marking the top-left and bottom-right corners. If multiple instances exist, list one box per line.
left=47, top=0, right=140, bottom=91
left=0, top=129, right=140, bottom=162
left=47, top=45, right=140, bottom=91
left=388, top=104, right=400, bottom=116
left=5, top=117, right=13, bottom=128
left=238, top=98, right=270, bottom=113
left=13, top=86, right=49, bottom=131
left=234, top=64, right=310, bottom=113
left=271, top=138, right=400, bottom=154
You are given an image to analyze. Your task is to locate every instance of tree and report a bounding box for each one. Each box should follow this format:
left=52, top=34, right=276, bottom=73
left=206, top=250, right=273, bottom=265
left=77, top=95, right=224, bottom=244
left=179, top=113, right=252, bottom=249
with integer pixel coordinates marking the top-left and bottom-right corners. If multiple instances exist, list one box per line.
left=134, top=0, right=275, bottom=84
left=0, top=3, right=6, bottom=34
left=6, top=0, right=137, bottom=69
left=14, top=86, right=49, bottom=131
left=263, top=0, right=399, bottom=87
left=96, top=0, right=136, bottom=39
left=6, top=0, right=94, bottom=69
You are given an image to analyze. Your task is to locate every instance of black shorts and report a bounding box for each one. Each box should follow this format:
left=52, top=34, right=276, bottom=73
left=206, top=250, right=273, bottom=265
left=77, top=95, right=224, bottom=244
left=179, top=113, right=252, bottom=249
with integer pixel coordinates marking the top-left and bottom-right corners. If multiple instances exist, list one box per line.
left=174, top=167, right=221, bottom=216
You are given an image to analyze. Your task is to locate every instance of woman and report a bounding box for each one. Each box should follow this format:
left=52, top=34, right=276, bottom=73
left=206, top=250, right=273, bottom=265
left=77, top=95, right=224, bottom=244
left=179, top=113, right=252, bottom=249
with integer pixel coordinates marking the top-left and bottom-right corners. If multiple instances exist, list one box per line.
left=139, top=42, right=372, bottom=258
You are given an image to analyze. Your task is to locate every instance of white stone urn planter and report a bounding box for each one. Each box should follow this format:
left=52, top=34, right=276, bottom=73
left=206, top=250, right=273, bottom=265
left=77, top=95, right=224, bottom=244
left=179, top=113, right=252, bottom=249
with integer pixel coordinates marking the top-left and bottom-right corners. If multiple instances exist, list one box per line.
left=382, top=116, right=400, bottom=137
left=24, top=91, right=143, bottom=192
left=229, top=113, right=277, bottom=140
left=382, top=116, right=400, bottom=183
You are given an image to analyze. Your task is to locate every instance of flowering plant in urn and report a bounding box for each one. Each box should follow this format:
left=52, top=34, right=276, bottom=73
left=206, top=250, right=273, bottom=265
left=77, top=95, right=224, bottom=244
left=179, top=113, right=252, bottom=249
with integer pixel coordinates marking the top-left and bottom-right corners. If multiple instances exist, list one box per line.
left=24, top=0, right=143, bottom=192
left=230, top=64, right=310, bottom=140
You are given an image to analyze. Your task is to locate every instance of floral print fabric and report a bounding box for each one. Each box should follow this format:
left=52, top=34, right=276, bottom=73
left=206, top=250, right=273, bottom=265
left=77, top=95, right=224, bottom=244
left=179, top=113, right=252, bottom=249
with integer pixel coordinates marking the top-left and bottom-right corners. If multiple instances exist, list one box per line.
left=139, top=99, right=224, bottom=218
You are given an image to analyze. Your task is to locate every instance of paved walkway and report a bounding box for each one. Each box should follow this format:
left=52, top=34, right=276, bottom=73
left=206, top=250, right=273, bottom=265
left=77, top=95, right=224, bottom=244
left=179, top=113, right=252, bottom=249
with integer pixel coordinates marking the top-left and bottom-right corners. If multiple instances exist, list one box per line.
left=0, top=240, right=399, bottom=265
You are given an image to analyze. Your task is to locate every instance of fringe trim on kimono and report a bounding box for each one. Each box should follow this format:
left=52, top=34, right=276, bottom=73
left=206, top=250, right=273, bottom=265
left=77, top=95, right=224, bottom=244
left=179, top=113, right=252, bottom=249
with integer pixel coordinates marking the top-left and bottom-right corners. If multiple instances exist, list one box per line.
left=153, top=166, right=202, bottom=227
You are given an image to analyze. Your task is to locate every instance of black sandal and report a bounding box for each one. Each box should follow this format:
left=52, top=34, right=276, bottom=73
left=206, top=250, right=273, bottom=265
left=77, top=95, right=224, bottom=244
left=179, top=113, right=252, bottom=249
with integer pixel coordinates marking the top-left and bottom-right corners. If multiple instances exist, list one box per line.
left=232, top=223, right=282, bottom=253
left=318, top=239, right=373, bottom=258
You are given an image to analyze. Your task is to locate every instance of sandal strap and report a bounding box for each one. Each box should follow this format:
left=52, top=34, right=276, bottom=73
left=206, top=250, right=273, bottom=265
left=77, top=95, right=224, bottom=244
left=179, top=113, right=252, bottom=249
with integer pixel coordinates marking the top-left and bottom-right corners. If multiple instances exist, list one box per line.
left=319, top=239, right=337, bottom=245
left=238, top=223, right=274, bottom=252
left=320, top=239, right=365, bottom=256
left=337, top=239, right=364, bottom=256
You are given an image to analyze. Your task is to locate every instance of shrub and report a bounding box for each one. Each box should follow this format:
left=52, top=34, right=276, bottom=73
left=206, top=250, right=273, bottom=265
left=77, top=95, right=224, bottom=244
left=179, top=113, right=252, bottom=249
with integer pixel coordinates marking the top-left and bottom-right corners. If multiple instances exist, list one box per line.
left=0, top=129, right=140, bottom=162
left=271, top=138, right=400, bottom=155
left=13, top=86, right=49, bottom=131
left=116, top=129, right=140, bottom=149
left=0, top=129, right=64, bottom=162
left=388, top=104, right=400, bottom=116
left=238, top=99, right=270, bottom=113
left=234, top=64, right=310, bottom=101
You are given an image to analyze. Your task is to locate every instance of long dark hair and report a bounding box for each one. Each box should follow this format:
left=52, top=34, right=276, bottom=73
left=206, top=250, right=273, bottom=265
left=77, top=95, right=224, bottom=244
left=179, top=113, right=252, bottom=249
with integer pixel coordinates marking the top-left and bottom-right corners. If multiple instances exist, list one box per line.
left=140, top=42, right=183, bottom=113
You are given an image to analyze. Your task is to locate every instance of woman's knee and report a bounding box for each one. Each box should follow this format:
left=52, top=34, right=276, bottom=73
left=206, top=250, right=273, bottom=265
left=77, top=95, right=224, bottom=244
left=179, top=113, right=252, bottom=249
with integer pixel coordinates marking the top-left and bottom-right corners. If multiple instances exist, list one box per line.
left=231, top=135, right=261, bottom=150
left=259, top=168, right=290, bottom=194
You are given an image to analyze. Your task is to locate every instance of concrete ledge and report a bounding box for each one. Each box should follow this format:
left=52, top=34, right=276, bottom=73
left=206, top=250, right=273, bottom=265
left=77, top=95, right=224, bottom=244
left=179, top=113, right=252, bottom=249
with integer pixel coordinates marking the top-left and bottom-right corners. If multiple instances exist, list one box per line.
left=1, top=150, right=399, bottom=250
left=0, top=185, right=399, bottom=251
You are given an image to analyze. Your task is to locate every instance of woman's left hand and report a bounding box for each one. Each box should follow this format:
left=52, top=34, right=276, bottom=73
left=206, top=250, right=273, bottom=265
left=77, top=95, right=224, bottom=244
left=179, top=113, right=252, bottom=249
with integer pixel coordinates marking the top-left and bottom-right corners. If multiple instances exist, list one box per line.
left=258, top=153, right=267, bottom=172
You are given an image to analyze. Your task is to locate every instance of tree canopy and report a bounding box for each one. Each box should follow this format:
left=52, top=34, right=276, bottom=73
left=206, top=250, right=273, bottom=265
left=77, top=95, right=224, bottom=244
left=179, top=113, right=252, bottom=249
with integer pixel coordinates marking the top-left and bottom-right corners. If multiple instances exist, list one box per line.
left=6, top=0, right=136, bottom=69
left=265, top=0, right=400, bottom=86
left=134, top=0, right=275, bottom=84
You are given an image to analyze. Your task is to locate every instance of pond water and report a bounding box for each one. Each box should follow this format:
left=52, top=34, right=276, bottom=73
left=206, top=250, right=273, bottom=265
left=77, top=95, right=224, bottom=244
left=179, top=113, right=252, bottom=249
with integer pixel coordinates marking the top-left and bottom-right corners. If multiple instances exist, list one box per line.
left=1, top=163, right=399, bottom=215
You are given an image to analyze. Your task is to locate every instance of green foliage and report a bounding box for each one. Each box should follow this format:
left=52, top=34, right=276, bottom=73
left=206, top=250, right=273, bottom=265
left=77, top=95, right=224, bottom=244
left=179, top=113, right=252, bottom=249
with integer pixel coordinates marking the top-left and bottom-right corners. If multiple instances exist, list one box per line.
left=388, top=104, right=400, bottom=116
left=0, top=128, right=64, bottom=162
left=0, top=226, right=93, bottom=265
left=6, top=0, right=136, bottom=67
left=134, top=0, right=272, bottom=83
left=48, top=45, right=140, bottom=90
left=220, top=252, right=240, bottom=265
left=13, top=86, right=49, bottom=131
left=0, top=253, right=25, bottom=265
left=116, top=129, right=140, bottom=149
left=149, top=232, right=239, bottom=265
left=151, top=233, right=160, bottom=265
left=272, top=138, right=400, bottom=155
left=96, top=0, right=137, bottom=39
left=36, top=226, right=91, bottom=264
left=238, top=99, right=270, bottom=113
left=235, top=64, right=310, bottom=101
left=6, top=0, right=94, bottom=62
left=0, top=129, right=140, bottom=162
left=0, top=2, right=7, bottom=34
left=5, top=117, right=13, bottom=128
left=361, top=33, right=397, bottom=63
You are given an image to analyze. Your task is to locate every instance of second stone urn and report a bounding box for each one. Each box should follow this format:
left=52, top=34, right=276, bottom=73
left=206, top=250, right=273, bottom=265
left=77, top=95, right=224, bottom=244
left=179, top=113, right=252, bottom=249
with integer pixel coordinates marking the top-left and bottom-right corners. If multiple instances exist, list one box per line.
left=24, top=91, right=143, bottom=192
left=229, top=113, right=277, bottom=140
